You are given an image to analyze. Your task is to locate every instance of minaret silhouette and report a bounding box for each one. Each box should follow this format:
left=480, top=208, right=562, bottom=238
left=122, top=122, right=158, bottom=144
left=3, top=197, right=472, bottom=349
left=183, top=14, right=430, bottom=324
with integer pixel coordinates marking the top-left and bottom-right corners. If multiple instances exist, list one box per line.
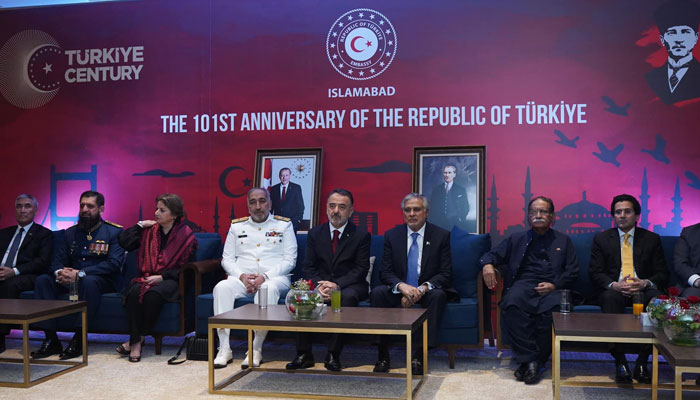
left=522, top=167, right=533, bottom=227
left=640, top=168, right=650, bottom=229
left=138, top=202, right=143, bottom=221
left=213, top=197, right=220, bottom=235
left=488, top=175, right=500, bottom=237
left=670, top=176, right=683, bottom=228
left=229, top=204, right=236, bottom=221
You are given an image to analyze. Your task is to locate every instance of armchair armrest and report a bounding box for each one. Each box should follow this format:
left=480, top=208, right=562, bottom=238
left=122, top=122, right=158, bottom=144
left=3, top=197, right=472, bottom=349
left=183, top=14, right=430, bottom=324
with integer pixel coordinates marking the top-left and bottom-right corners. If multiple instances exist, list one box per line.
left=181, top=258, right=223, bottom=298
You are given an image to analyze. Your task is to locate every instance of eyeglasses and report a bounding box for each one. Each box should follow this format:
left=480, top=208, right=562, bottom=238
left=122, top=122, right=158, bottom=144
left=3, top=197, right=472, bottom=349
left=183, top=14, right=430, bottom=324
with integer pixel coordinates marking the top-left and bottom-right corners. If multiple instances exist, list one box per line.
left=613, top=208, right=635, bottom=216
left=529, top=209, right=552, bottom=216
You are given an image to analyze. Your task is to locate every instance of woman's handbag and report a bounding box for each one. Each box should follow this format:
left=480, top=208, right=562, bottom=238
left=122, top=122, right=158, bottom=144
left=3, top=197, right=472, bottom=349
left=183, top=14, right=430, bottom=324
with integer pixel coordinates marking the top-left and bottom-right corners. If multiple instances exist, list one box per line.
left=168, top=335, right=208, bottom=364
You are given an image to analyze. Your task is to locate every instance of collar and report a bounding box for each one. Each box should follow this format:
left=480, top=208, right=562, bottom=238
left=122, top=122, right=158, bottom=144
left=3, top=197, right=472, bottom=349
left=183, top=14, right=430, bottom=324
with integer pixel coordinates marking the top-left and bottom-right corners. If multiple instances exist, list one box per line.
left=329, top=221, right=348, bottom=237
left=617, top=226, right=635, bottom=239
left=407, top=223, right=426, bottom=238
left=445, top=181, right=453, bottom=190
left=668, top=54, right=693, bottom=68
left=17, top=222, right=34, bottom=232
left=248, top=214, right=272, bottom=226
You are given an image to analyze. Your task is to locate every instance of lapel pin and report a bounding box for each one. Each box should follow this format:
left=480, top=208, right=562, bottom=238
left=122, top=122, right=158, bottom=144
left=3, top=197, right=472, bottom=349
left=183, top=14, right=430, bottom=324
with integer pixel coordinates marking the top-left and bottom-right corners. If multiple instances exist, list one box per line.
left=426, top=241, right=431, bottom=246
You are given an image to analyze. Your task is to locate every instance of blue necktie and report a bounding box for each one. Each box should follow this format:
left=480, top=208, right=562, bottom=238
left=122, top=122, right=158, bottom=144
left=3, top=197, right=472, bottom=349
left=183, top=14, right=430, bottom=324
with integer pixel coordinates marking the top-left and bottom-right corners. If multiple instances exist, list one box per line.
left=4, top=227, right=24, bottom=267
left=406, top=232, right=419, bottom=287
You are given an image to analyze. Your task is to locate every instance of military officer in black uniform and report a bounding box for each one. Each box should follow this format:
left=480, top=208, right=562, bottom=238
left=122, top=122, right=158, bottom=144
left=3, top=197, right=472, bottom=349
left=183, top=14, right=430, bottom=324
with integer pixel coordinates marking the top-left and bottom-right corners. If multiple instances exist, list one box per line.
left=32, top=190, right=125, bottom=360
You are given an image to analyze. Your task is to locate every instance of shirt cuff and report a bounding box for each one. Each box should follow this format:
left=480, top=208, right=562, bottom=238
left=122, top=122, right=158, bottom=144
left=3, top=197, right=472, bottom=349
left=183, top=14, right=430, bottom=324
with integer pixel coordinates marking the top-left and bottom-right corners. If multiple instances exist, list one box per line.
left=689, top=274, right=700, bottom=288
left=13, top=267, right=19, bottom=276
left=646, top=280, right=656, bottom=289
left=392, top=283, right=401, bottom=294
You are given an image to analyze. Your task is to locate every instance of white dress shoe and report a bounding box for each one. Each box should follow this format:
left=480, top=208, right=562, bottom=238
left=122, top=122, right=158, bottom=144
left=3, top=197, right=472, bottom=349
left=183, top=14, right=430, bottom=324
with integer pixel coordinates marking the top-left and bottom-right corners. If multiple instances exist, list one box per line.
left=214, top=348, right=233, bottom=369
left=241, top=350, right=262, bottom=369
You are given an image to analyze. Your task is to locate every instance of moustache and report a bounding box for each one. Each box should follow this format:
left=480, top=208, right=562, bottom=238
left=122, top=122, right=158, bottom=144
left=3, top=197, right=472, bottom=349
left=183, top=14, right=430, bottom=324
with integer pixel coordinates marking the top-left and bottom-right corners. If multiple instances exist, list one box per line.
left=532, top=218, right=546, bottom=223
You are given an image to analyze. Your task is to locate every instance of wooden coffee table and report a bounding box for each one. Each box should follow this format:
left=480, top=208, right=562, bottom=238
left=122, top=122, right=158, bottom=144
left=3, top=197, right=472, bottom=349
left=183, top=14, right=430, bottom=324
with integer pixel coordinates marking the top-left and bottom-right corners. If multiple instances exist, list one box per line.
left=208, top=304, right=428, bottom=399
left=552, top=313, right=658, bottom=400
left=654, top=328, right=700, bottom=400
left=0, top=299, right=87, bottom=388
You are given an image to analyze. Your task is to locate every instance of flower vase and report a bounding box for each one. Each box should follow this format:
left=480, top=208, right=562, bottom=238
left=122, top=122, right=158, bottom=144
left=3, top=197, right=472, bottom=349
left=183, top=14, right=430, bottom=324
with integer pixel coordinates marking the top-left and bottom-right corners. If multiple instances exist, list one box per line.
left=663, top=307, right=700, bottom=347
left=285, top=289, right=323, bottom=320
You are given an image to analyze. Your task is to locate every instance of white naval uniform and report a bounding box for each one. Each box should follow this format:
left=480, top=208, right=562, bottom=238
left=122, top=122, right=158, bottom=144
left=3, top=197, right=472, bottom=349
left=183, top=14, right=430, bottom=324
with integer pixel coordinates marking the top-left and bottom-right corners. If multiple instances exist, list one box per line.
left=213, top=213, right=297, bottom=348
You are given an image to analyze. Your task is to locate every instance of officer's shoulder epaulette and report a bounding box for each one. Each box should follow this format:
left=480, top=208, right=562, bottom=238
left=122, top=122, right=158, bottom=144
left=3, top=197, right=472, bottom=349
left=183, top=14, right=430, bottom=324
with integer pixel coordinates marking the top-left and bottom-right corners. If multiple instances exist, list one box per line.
left=104, top=220, right=123, bottom=228
left=232, top=216, right=249, bottom=224
left=273, top=215, right=291, bottom=222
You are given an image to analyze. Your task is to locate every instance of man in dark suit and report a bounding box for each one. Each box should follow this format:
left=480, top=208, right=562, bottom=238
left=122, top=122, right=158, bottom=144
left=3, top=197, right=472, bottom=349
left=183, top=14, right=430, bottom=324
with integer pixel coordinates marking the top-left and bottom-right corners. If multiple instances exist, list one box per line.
left=0, top=194, right=53, bottom=353
left=270, top=167, right=305, bottom=232
left=428, top=164, right=470, bottom=231
left=31, top=190, right=124, bottom=360
left=589, top=194, right=668, bottom=384
left=286, top=188, right=370, bottom=372
left=371, top=193, right=454, bottom=376
left=481, top=196, right=578, bottom=385
left=645, top=0, right=700, bottom=105
left=674, top=222, right=700, bottom=297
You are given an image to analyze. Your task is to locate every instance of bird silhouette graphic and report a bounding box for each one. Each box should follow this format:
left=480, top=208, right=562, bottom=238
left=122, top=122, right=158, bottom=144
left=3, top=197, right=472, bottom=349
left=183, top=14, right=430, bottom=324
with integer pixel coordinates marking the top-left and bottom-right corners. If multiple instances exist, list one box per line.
left=593, top=142, right=623, bottom=167
left=602, top=96, right=630, bottom=116
left=686, top=171, right=700, bottom=190
left=641, top=134, right=670, bottom=164
left=553, top=129, right=579, bottom=148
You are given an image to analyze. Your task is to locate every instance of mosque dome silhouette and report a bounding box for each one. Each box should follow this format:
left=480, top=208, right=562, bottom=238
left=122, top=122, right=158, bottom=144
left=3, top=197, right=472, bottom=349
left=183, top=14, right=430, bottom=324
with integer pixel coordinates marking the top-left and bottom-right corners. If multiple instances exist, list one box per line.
left=556, top=191, right=612, bottom=235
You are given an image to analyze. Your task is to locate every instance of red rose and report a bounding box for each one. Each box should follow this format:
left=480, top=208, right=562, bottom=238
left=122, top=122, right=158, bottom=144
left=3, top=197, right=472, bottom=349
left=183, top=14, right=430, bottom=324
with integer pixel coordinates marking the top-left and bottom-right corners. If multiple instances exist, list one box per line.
left=688, top=296, right=700, bottom=304
left=669, top=287, right=680, bottom=296
left=680, top=299, right=690, bottom=309
left=694, top=314, right=700, bottom=323
left=289, top=305, right=296, bottom=313
left=658, top=295, right=669, bottom=300
left=308, top=280, right=316, bottom=290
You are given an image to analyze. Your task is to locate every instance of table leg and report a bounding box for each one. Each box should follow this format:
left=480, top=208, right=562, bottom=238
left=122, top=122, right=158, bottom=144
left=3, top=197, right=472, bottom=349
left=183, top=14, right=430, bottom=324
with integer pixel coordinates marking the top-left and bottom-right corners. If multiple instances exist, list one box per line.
left=406, top=331, right=412, bottom=400
left=652, top=345, right=658, bottom=400
left=675, top=368, right=683, bottom=400
left=553, top=332, right=561, bottom=400
left=82, top=309, right=88, bottom=364
left=248, top=329, right=254, bottom=369
left=23, top=321, right=29, bottom=385
left=208, top=325, right=214, bottom=392
left=423, top=320, right=428, bottom=376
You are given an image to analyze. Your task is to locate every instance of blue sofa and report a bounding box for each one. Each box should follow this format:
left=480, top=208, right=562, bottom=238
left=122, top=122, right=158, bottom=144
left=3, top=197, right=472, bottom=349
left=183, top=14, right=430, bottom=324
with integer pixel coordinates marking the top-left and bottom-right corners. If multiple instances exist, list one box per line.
left=192, top=227, right=491, bottom=368
left=20, top=230, right=223, bottom=354
left=495, top=233, right=679, bottom=348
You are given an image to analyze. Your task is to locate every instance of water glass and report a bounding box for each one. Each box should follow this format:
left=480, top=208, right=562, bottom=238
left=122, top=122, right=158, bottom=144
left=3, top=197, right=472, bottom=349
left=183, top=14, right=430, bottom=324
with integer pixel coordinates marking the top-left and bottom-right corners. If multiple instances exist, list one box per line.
left=258, top=285, right=268, bottom=309
left=331, top=287, right=341, bottom=312
left=560, top=289, right=571, bottom=314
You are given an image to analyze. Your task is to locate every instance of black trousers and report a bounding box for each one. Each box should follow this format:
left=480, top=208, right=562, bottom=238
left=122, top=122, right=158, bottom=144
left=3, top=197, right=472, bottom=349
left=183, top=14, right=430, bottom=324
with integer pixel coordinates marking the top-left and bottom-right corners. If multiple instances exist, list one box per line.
left=123, top=285, right=167, bottom=345
left=296, top=286, right=363, bottom=355
left=599, top=288, right=660, bottom=361
left=501, top=305, right=553, bottom=364
left=0, top=274, right=37, bottom=335
left=371, top=286, right=447, bottom=350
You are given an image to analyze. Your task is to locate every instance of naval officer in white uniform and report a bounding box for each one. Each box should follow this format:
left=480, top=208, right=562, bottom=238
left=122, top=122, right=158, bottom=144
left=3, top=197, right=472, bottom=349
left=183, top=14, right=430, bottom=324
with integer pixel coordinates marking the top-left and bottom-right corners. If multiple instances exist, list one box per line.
left=213, top=187, right=297, bottom=368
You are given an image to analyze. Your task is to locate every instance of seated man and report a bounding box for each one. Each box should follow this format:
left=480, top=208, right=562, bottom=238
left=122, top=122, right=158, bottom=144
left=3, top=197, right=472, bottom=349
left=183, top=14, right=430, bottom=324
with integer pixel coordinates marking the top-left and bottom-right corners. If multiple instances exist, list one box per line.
left=286, top=188, right=370, bottom=372
left=371, top=193, right=455, bottom=376
left=32, top=190, right=124, bottom=360
left=589, top=194, right=668, bottom=384
left=213, top=188, right=297, bottom=369
left=481, top=196, right=578, bottom=385
left=0, top=194, right=53, bottom=353
left=673, top=220, right=700, bottom=385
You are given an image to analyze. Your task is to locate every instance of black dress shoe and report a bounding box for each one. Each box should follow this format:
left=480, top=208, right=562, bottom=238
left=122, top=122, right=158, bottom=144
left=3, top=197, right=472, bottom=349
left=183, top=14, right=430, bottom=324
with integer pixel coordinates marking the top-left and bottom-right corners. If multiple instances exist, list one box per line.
left=633, top=363, right=651, bottom=384
left=696, top=375, right=700, bottom=386
left=614, top=359, right=633, bottom=384
left=59, top=338, right=82, bottom=360
left=286, top=352, right=315, bottom=370
left=324, top=352, right=342, bottom=372
left=514, top=363, right=528, bottom=381
left=411, top=357, right=424, bottom=376
left=31, top=338, right=63, bottom=359
left=523, top=361, right=542, bottom=385
left=373, top=357, right=390, bottom=373
left=0, top=335, right=5, bottom=354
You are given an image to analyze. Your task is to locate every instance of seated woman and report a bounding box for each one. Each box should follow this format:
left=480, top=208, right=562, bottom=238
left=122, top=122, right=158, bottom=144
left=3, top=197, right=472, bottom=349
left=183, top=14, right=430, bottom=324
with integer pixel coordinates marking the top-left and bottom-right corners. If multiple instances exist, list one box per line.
left=116, top=193, right=197, bottom=362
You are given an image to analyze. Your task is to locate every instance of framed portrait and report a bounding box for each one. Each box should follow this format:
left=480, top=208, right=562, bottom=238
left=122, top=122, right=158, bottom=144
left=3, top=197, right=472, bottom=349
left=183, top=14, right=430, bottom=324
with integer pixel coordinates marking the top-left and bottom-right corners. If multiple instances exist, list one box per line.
left=254, top=148, right=322, bottom=233
left=413, top=146, right=486, bottom=234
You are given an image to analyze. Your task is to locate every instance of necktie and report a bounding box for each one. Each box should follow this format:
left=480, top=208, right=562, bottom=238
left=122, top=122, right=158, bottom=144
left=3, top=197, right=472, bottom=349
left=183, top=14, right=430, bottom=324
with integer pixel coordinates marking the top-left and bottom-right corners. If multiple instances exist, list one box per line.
left=621, top=233, right=634, bottom=281
left=282, top=186, right=287, bottom=201
left=4, top=227, right=24, bottom=267
left=406, top=232, right=419, bottom=287
left=670, top=62, right=690, bottom=90
left=445, top=183, right=449, bottom=193
left=332, top=229, right=340, bottom=254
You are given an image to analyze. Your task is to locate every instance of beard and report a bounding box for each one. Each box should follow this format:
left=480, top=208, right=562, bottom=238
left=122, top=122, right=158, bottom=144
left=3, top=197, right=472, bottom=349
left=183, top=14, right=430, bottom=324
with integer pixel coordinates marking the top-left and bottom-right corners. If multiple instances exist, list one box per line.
left=78, top=213, right=101, bottom=230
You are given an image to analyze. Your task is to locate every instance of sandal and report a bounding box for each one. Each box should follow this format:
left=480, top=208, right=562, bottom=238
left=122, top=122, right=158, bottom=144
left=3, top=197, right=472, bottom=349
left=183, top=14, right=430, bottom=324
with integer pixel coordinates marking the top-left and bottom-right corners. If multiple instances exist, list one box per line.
left=116, top=344, right=129, bottom=356
left=128, top=354, right=141, bottom=362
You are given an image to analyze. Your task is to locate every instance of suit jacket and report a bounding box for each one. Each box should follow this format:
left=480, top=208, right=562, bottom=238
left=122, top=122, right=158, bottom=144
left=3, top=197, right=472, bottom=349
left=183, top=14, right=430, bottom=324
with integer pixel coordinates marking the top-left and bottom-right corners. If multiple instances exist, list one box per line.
left=302, top=222, right=370, bottom=299
left=0, top=223, right=53, bottom=276
left=589, top=227, right=669, bottom=296
left=379, top=222, right=458, bottom=300
left=480, top=228, right=578, bottom=294
left=673, top=222, right=700, bottom=291
left=428, top=182, right=469, bottom=231
left=646, top=58, right=700, bottom=105
left=270, top=181, right=304, bottom=230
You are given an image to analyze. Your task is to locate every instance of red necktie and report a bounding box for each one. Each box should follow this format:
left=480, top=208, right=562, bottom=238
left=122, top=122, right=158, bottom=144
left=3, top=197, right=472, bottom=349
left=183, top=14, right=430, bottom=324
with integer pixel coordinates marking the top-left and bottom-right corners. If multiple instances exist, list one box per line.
left=282, top=186, right=287, bottom=201
left=332, top=229, right=340, bottom=254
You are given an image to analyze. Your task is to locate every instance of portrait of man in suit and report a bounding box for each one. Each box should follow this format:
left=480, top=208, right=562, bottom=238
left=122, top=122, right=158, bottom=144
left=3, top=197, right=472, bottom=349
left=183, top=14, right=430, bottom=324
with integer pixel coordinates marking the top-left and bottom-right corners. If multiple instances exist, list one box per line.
left=371, top=193, right=455, bottom=376
left=428, top=164, right=470, bottom=232
left=589, top=194, right=668, bottom=384
left=0, top=194, right=53, bottom=353
left=645, top=0, right=700, bottom=105
left=270, top=167, right=305, bottom=232
left=286, top=188, right=370, bottom=372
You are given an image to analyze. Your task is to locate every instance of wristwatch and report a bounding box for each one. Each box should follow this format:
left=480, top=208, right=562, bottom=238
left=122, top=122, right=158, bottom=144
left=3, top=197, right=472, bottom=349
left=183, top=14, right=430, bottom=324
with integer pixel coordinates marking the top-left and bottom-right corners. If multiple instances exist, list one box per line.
left=78, top=270, right=86, bottom=279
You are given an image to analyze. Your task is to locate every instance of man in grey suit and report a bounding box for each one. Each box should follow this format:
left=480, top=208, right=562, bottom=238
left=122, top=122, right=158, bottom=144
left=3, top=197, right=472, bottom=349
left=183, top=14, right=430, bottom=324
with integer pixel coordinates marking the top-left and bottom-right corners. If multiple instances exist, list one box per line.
left=0, top=194, right=53, bottom=353
left=674, top=222, right=700, bottom=297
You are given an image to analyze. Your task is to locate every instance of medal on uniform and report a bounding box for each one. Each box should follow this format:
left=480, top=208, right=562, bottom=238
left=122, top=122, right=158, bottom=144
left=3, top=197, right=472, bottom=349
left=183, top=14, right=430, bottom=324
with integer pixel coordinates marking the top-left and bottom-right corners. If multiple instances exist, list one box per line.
left=86, top=221, right=102, bottom=241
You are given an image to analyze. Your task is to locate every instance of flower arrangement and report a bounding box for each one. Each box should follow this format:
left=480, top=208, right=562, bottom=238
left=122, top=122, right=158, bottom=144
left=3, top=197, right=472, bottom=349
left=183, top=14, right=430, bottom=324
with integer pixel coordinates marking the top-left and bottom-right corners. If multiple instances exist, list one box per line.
left=663, top=297, right=700, bottom=346
left=647, top=286, right=682, bottom=328
left=285, top=279, right=323, bottom=320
